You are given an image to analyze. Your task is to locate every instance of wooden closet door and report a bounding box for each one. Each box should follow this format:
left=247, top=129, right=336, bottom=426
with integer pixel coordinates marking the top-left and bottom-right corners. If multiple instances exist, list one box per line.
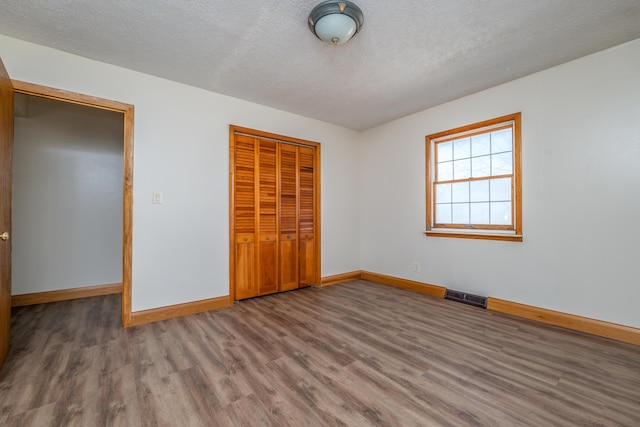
left=257, top=139, right=278, bottom=295
left=279, top=144, right=298, bottom=291
left=298, top=146, right=316, bottom=288
left=231, top=125, right=319, bottom=301
left=233, top=135, right=258, bottom=300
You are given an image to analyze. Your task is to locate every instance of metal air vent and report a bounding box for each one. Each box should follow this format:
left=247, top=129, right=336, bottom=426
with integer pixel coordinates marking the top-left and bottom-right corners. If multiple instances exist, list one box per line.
left=444, top=289, right=487, bottom=309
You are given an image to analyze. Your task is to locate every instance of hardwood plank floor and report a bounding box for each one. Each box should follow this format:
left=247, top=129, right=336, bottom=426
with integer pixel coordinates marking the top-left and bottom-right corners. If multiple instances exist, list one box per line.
left=0, top=280, right=639, bottom=426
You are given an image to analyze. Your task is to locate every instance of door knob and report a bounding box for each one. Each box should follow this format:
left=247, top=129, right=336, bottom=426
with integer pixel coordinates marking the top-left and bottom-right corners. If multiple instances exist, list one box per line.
left=0, top=232, right=8, bottom=241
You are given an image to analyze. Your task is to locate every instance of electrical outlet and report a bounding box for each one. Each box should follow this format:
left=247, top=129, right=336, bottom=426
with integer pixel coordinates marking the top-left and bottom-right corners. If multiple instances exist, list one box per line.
left=413, top=262, right=421, bottom=273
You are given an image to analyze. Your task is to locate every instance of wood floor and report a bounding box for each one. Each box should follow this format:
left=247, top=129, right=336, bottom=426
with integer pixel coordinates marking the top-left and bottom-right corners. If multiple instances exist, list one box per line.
left=0, top=280, right=639, bottom=426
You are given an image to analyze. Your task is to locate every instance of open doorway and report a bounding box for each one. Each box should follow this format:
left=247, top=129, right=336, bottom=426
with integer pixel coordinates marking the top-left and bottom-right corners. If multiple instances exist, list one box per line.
left=13, top=94, right=122, bottom=301
left=11, top=81, right=133, bottom=326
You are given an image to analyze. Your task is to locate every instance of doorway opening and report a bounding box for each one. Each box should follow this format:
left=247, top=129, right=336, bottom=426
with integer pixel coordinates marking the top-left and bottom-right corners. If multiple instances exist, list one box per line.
left=11, top=81, right=134, bottom=326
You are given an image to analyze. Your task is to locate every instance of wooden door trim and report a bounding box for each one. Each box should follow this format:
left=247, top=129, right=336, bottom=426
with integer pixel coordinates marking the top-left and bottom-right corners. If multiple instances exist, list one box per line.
left=12, top=80, right=134, bottom=327
left=231, top=125, right=321, bottom=149
left=229, top=125, right=321, bottom=302
left=314, top=144, right=321, bottom=290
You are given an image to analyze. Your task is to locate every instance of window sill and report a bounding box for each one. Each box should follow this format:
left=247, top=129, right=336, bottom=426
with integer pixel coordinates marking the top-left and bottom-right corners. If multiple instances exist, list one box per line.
left=424, top=230, right=523, bottom=242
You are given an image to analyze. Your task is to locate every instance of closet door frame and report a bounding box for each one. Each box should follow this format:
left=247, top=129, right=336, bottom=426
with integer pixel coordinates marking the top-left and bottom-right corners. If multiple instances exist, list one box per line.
left=229, top=125, right=321, bottom=303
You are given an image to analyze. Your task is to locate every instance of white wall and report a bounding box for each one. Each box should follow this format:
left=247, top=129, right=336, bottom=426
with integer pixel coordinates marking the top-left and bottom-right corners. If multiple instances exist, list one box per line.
left=2, top=33, right=639, bottom=330
left=360, top=39, right=640, bottom=328
left=13, top=96, right=123, bottom=294
left=0, top=35, right=362, bottom=312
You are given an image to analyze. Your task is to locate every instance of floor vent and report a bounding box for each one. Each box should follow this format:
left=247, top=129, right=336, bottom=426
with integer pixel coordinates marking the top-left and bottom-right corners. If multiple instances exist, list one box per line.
left=444, top=289, right=487, bottom=309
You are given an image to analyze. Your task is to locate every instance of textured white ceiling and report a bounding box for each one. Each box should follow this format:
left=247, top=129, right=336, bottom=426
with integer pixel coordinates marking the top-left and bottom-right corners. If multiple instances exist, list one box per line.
left=1, top=1, right=639, bottom=130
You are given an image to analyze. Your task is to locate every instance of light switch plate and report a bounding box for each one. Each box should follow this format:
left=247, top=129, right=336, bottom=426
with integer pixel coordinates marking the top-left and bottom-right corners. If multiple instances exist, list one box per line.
left=152, top=191, right=164, bottom=204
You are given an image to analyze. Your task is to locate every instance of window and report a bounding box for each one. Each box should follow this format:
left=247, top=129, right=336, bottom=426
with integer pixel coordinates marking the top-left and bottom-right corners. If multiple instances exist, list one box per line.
left=426, top=113, right=522, bottom=241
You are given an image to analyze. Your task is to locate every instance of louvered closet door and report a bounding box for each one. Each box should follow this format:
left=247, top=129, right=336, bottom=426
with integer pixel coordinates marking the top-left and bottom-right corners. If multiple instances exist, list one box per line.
left=298, top=146, right=316, bottom=288
left=279, top=144, right=298, bottom=291
left=257, top=139, right=278, bottom=295
left=231, top=126, right=319, bottom=301
left=234, top=135, right=258, bottom=300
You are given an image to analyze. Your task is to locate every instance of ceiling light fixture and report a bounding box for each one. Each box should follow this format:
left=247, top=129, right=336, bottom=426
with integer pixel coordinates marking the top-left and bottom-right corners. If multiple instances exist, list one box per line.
left=308, top=1, right=364, bottom=46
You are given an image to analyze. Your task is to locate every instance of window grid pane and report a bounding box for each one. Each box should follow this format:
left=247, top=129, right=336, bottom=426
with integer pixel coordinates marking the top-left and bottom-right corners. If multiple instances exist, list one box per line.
left=471, top=155, right=491, bottom=177
left=451, top=182, right=469, bottom=203
left=490, top=202, right=512, bottom=225
left=438, top=161, right=453, bottom=181
left=453, top=138, right=470, bottom=160
left=491, top=128, right=512, bottom=153
left=490, top=177, right=512, bottom=202
left=432, top=122, right=517, bottom=229
left=470, top=180, right=489, bottom=202
left=471, top=133, right=490, bottom=157
left=436, top=204, right=452, bottom=224
left=437, top=131, right=513, bottom=181
left=452, top=203, right=470, bottom=224
left=470, top=202, right=490, bottom=224
left=434, top=178, right=514, bottom=226
left=453, top=159, right=471, bottom=179
left=491, top=152, right=513, bottom=175
left=435, top=183, right=452, bottom=203
left=438, top=141, right=453, bottom=162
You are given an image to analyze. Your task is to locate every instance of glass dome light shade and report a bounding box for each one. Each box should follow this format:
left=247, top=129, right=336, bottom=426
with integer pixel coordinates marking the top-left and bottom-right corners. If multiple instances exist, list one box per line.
left=314, top=13, right=357, bottom=45
left=308, top=1, right=364, bottom=46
